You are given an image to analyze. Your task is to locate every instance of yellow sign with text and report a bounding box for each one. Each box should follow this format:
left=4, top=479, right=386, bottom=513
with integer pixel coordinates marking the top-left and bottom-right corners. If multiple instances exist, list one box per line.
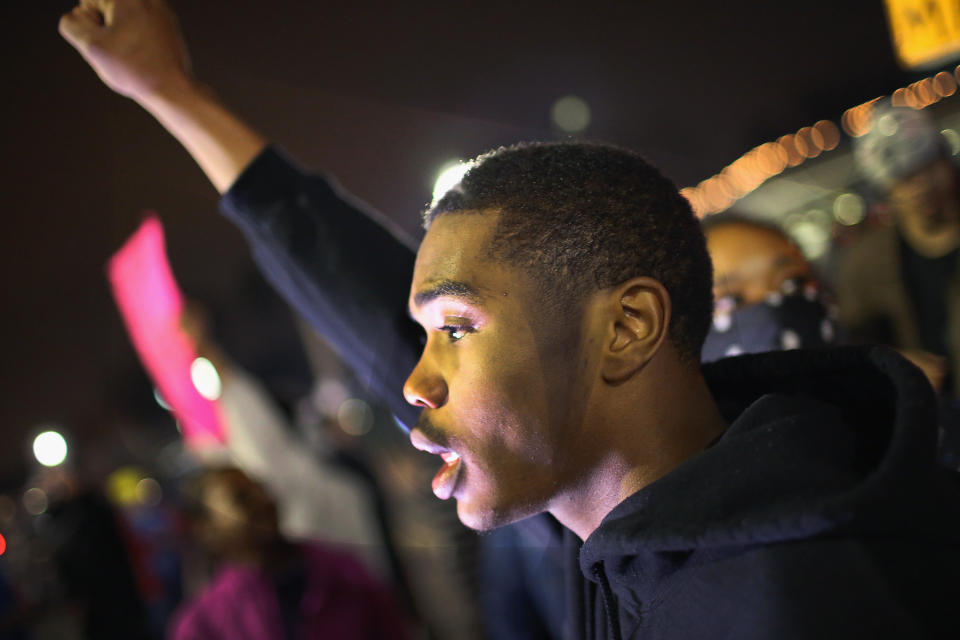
left=885, top=0, right=960, bottom=69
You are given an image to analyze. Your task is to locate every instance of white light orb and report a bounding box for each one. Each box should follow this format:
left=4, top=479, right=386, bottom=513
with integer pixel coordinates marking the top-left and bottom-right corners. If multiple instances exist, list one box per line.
left=833, top=193, right=866, bottom=226
left=190, top=357, right=222, bottom=401
left=551, top=95, right=591, bottom=133
left=338, top=398, right=374, bottom=436
left=787, top=219, right=831, bottom=260
left=33, top=431, right=68, bottom=467
left=23, top=488, right=48, bottom=516
left=313, top=378, right=350, bottom=417
left=877, top=113, right=899, bottom=137
left=136, top=478, right=163, bottom=507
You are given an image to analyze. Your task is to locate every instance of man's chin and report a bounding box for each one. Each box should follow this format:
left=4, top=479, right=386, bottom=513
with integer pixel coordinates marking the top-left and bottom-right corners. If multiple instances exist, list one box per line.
left=455, top=497, right=539, bottom=532
left=454, top=498, right=498, bottom=531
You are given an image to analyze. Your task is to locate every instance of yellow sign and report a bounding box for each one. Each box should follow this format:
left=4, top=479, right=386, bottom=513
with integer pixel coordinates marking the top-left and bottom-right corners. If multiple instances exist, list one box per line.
left=885, top=0, right=960, bottom=69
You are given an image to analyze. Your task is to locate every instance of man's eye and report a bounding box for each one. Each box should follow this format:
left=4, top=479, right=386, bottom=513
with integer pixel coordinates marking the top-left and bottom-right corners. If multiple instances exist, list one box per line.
left=440, top=325, right=473, bottom=342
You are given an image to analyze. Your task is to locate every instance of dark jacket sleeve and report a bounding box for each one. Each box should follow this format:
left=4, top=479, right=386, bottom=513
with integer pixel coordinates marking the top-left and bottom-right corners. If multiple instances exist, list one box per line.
left=219, top=146, right=423, bottom=428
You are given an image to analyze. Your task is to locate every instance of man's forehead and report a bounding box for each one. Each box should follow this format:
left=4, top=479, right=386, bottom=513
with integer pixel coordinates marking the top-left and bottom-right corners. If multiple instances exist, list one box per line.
left=411, top=215, right=496, bottom=291
left=418, top=211, right=497, bottom=257
left=408, top=222, right=543, bottom=319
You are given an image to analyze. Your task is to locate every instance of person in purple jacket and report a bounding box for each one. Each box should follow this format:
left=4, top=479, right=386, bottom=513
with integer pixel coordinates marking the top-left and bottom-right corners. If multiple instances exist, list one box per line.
left=172, top=467, right=409, bottom=640
left=61, top=2, right=960, bottom=639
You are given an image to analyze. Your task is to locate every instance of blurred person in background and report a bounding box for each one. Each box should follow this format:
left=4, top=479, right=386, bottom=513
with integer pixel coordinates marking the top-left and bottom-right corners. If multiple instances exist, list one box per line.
left=105, top=467, right=185, bottom=638
left=179, top=303, right=393, bottom=579
left=702, top=214, right=839, bottom=361
left=843, top=102, right=960, bottom=464
left=37, top=467, right=155, bottom=640
left=171, top=467, right=409, bottom=640
left=178, top=304, right=428, bottom=633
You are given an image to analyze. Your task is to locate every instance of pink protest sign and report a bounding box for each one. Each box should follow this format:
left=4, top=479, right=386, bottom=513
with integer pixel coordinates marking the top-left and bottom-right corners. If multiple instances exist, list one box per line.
left=107, top=215, right=225, bottom=447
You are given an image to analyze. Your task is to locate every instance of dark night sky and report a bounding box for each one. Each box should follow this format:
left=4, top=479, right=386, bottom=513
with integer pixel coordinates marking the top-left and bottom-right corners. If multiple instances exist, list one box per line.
left=0, top=0, right=914, bottom=484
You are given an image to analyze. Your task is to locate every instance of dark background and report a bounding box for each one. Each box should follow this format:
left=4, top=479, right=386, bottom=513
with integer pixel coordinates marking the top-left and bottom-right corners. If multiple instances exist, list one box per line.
left=1, top=0, right=911, bottom=485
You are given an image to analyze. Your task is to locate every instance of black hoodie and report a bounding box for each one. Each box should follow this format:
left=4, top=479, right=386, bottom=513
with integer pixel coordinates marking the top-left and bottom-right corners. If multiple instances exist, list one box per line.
left=576, top=346, right=960, bottom=639
left=222, top=148, right=960, bottom=639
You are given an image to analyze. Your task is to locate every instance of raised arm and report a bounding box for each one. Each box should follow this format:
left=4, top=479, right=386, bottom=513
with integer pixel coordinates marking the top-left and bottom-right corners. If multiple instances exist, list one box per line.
left=60, top=0, right=423, bottom=426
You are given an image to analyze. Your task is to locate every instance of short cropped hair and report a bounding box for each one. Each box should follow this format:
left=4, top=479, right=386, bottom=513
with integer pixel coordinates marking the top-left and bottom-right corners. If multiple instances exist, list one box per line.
left=424, top=141, right=714, bottom=362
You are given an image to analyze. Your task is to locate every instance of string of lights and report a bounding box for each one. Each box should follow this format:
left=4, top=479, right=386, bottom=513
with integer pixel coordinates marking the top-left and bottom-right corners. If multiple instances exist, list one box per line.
left=681, top=62, right=960, bottom=218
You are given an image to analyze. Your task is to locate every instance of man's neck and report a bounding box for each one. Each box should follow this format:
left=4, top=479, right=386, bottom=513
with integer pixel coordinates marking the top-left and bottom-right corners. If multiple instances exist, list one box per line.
left=550, top=362, right=728, bottom=541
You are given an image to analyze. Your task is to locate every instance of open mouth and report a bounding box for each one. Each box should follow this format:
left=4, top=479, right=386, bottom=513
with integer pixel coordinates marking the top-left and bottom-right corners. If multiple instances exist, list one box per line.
left=432, top=450, right=462, bottom=500
left=410, top=428, right=463, bottom=500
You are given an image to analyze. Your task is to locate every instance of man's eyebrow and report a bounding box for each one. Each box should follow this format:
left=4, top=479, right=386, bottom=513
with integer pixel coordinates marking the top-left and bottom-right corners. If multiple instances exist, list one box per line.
left=412, top=280, right=484, bottom=308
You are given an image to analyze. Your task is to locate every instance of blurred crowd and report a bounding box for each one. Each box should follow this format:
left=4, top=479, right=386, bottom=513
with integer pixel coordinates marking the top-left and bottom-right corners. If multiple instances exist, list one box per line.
left=0, top=298, right=483, bottom=639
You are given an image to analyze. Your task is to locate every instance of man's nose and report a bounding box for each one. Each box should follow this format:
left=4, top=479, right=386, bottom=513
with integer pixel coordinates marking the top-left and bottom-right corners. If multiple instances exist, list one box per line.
left=403, top=357, right=448, bottom=409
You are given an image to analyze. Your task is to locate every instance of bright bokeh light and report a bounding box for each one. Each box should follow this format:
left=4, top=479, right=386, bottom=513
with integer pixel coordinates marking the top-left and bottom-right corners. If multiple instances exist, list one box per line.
left=33, top=431, right=67, bottom=467
left=891, top=87, right=909, bottom=109
left=0, top=532, right=6, bottom=557
left=834, top=193, right=866, bottom=226
left=842, top=98, right=882, bottom=138
left=431, top=161, right=473, bottom=209
left=942, top=129, right=960, bottom=156
left=934, top=71, right=957, bottom=97
left=313, top=378, right=350, bottom=417
left=551, top=95, right=591, bottom=133
left=338, top=398, right=374, bottom=436
left=813, top=120, right=841, bottom=151
left=794, top=127, right=819, bottom=158
left=137, top=478, right=163, bottom=507
left=23, top=488, right=48, bottom=516
left=876, top=113, right=900, bottom=137
left=777, top=135, right=804, bottom=167
left=107, top=467, right=145, bottom=506
left=190, top=357, right=222, bottom=401
left=786, top=218, right=831, bottom=259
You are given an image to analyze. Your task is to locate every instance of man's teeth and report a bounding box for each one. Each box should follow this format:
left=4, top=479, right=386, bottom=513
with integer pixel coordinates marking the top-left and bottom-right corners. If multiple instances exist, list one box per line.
left=440, top=451, right=460, bottom=463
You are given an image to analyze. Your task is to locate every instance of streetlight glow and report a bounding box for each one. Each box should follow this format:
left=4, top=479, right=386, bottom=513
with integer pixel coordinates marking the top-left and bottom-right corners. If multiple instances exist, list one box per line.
left=33, top=431, right=68, bottom=467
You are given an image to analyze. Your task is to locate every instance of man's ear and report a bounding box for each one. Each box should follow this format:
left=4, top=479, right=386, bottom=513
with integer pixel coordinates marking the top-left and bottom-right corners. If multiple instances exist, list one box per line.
left=601, top=277, right=670, bottom=384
